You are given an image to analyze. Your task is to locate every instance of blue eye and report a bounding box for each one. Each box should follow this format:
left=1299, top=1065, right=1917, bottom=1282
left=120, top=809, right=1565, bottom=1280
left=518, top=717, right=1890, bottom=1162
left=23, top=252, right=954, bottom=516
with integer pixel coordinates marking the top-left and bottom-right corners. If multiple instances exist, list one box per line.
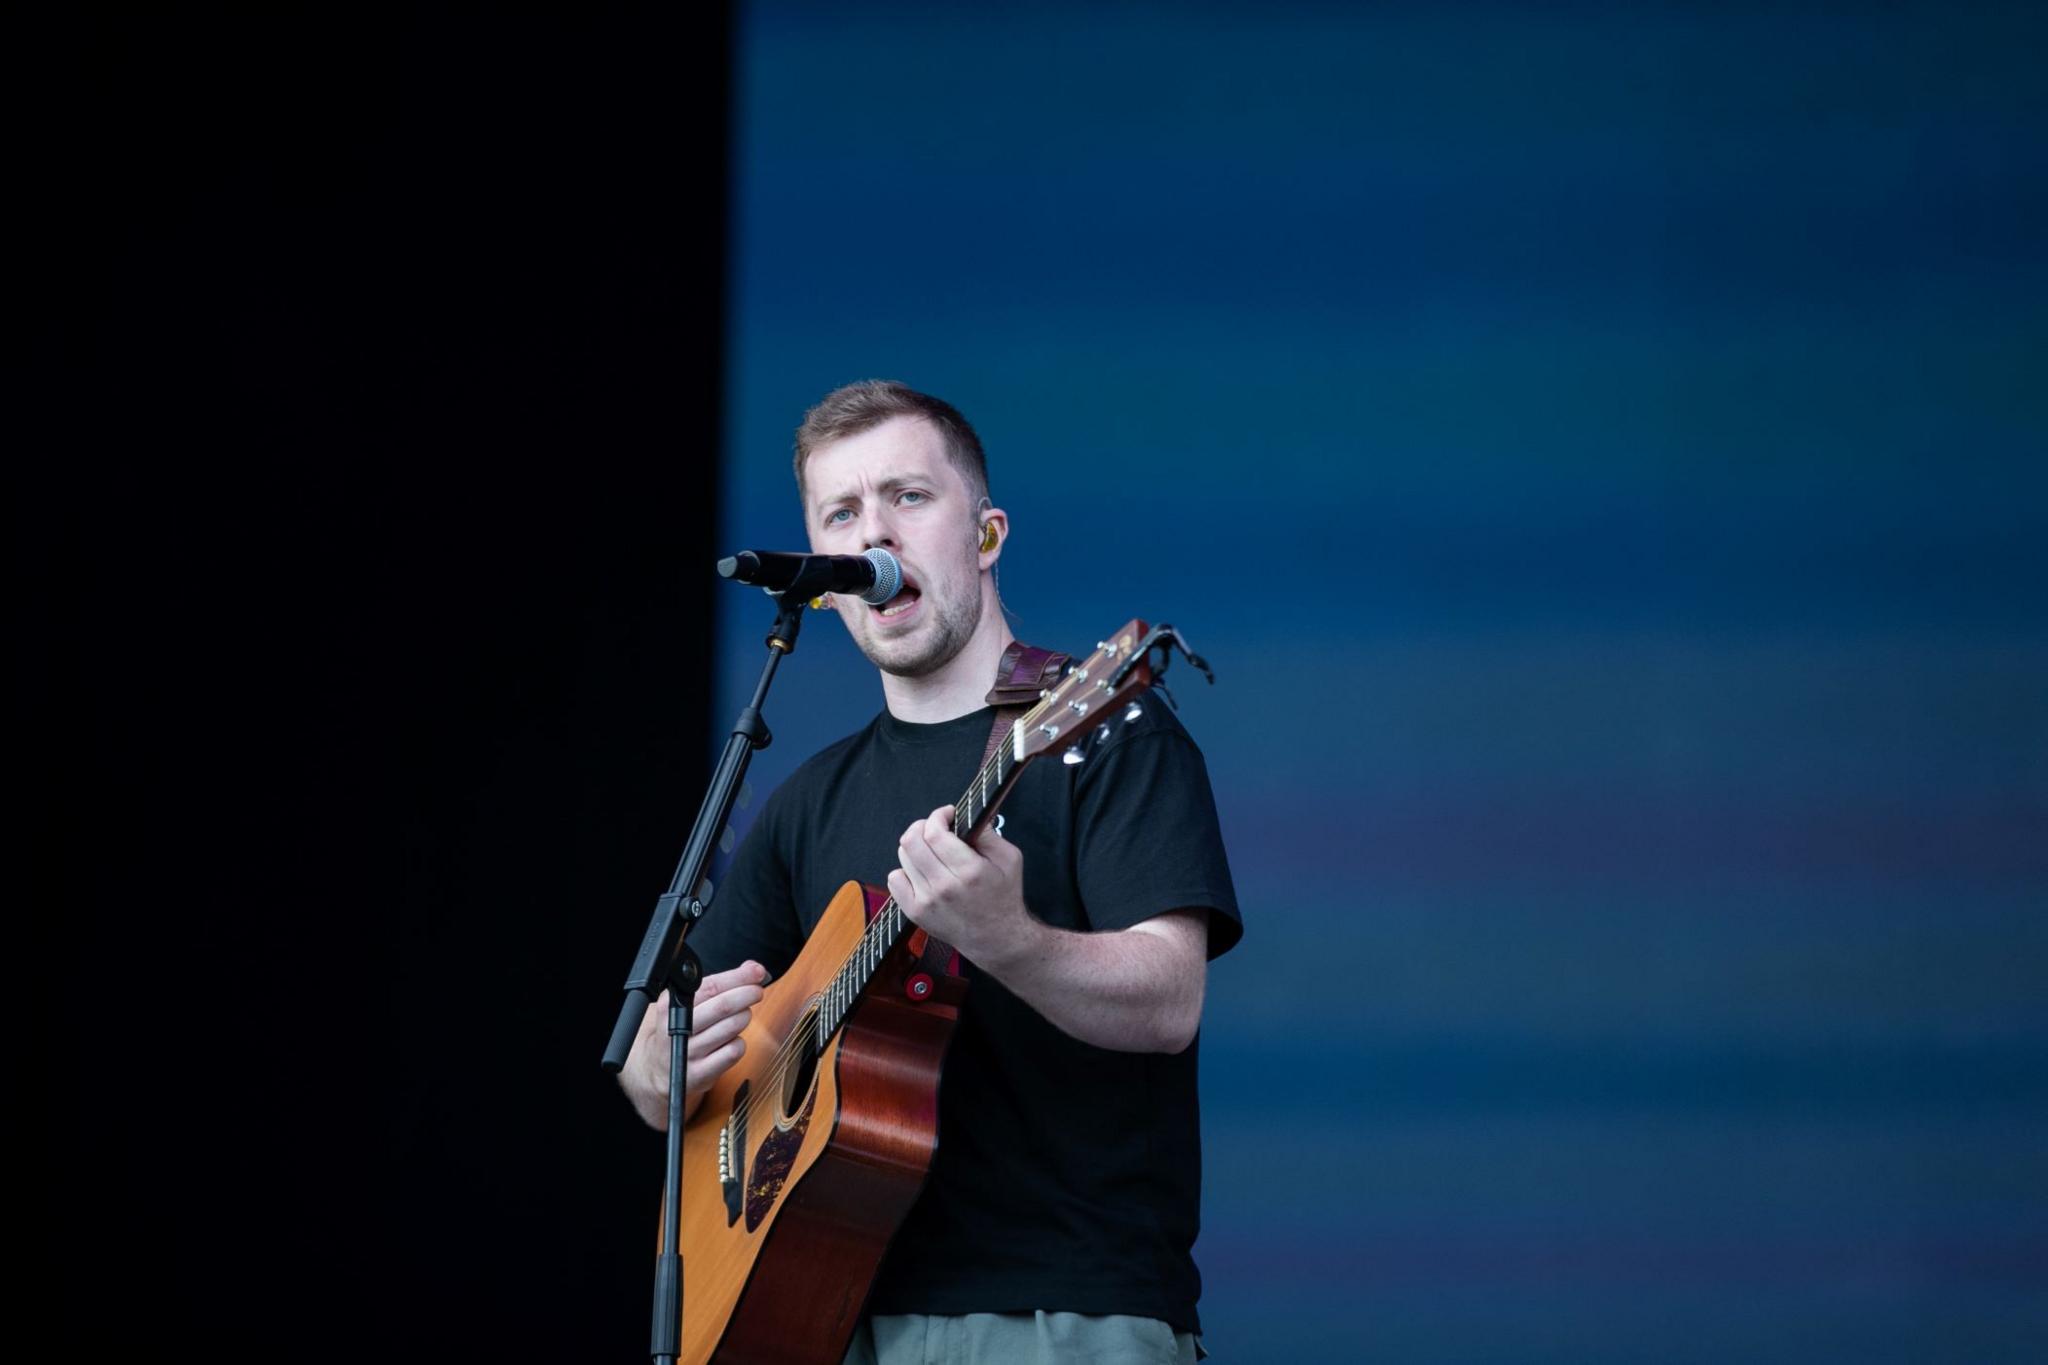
left=899, top=491, right=928, bottom=506
left=825, top=508, right=853, bottom=525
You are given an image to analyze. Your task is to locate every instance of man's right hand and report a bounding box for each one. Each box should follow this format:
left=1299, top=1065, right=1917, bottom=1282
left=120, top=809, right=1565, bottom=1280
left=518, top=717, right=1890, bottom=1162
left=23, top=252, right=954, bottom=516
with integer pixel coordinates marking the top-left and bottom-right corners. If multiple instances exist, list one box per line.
left=618, top=960, right=770, bottom=1132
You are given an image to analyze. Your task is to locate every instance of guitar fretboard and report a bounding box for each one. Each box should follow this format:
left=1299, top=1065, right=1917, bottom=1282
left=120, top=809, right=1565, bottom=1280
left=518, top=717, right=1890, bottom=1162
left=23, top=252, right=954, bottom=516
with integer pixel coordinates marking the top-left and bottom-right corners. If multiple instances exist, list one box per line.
left=817, top=718, right=1022, bottom=1041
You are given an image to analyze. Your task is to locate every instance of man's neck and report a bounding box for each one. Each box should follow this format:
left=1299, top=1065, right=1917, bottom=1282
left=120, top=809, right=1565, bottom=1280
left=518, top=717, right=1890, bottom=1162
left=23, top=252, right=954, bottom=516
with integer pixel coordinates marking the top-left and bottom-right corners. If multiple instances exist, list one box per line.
left=879, top=597, right=1016, bottom=725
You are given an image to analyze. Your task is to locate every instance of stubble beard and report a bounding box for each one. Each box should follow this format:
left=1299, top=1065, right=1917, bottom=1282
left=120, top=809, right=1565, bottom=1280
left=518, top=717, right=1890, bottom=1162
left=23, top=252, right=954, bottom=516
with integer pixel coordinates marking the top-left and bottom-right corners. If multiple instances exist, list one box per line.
left=854, top=555, right=983, bottom=680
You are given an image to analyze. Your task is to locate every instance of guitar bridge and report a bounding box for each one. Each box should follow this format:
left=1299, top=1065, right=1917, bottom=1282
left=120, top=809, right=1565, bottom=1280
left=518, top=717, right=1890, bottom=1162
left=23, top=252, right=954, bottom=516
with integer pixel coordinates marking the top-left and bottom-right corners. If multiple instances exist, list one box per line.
left=719, top=1079, right=749, bottom=1227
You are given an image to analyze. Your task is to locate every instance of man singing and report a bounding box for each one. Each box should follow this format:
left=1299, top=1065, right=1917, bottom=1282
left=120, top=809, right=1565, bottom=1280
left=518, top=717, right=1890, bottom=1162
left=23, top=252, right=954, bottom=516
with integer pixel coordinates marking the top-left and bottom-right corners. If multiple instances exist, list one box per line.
left=620, top=380, right=1241, bottom=1363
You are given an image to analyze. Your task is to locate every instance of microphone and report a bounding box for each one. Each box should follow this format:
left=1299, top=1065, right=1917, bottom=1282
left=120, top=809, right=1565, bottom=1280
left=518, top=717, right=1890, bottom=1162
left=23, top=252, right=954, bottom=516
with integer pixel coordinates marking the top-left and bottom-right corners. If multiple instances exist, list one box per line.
left=716, top=547, right=903, bottom=606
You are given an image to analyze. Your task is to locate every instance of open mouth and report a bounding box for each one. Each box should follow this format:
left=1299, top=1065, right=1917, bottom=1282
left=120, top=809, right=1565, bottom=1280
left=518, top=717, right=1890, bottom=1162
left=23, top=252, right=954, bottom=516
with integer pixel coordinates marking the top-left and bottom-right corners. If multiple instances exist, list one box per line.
left=873, top=575, right=922, bottom=620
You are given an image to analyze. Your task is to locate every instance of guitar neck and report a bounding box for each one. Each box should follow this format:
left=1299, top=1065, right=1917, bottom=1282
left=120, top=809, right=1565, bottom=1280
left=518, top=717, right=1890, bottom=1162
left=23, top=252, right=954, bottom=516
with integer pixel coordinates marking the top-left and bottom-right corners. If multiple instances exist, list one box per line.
left=818, top=719, right=1030, bottom=1041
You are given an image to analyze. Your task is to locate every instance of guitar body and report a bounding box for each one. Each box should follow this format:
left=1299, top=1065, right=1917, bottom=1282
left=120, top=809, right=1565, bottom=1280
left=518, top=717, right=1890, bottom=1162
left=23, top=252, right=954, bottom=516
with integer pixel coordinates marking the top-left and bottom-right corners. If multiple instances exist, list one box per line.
left=673, top=880, right=967, bottom=1365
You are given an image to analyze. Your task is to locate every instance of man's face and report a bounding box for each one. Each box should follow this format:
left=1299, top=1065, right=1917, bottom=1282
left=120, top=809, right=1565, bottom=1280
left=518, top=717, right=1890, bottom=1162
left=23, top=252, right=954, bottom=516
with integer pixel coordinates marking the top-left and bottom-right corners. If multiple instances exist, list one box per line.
left=804, top=414, right=989, bottom=678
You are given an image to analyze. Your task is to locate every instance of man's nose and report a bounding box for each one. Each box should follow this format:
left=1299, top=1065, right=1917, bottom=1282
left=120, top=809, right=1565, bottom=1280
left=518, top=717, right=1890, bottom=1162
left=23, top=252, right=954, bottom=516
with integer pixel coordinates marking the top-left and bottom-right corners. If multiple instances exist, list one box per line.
left=860, top=506, right=899, bottom=551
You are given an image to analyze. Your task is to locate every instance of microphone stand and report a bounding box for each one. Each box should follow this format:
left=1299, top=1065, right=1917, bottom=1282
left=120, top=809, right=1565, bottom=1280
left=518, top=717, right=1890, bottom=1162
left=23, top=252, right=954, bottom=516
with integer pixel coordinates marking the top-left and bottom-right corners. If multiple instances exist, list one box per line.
left=601, top=586, right=812, bottom=1365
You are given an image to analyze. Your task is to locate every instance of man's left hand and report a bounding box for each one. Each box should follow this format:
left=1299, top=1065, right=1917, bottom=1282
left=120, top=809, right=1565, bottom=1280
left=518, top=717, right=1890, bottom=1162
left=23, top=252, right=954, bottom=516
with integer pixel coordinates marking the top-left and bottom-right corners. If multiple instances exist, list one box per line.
left=889, top=805, right=1042, bottom=970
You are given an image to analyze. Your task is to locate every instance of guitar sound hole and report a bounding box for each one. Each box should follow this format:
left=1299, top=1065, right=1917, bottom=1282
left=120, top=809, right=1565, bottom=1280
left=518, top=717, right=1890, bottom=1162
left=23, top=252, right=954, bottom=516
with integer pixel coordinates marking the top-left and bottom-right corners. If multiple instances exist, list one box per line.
left=779, top=1006, right=821, bottom=1122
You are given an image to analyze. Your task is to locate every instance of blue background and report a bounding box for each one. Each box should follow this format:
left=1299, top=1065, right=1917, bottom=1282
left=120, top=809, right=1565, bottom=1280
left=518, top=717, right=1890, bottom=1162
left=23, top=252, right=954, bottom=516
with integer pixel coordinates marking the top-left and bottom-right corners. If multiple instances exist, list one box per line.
left=710, top=4, right=2045, bottom=1358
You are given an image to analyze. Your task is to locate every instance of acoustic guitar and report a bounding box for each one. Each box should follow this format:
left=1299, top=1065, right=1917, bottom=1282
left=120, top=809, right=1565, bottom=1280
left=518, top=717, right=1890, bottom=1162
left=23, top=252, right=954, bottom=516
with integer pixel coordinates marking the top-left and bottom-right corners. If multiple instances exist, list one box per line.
left=666, top=620, right=1167, bottom=1364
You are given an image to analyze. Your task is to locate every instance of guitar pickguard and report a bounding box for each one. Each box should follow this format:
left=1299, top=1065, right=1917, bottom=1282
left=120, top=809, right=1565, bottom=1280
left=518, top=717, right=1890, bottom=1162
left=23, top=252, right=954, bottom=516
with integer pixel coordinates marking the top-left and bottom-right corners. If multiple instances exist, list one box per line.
left=744, top=1092, right=813, bottom=1232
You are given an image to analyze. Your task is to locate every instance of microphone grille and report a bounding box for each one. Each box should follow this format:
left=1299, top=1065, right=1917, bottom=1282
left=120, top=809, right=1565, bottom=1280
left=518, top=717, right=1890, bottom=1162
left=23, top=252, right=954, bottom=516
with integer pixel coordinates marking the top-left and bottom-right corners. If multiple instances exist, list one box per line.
left=861, top=548, right=903, bottom=606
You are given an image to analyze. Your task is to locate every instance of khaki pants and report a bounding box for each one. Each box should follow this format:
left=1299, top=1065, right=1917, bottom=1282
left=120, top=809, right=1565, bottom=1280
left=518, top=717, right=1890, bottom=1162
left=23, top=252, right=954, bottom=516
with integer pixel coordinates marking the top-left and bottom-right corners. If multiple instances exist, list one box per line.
left=842, top=1311, right=1203, bottom=1364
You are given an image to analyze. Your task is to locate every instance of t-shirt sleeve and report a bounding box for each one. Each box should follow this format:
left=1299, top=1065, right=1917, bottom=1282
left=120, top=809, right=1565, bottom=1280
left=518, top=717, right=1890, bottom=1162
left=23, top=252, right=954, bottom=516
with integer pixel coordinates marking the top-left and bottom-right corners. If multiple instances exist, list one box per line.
left=680, top=792, right=808, bottom=981
left=1071, top=718, right=1243, bottom=958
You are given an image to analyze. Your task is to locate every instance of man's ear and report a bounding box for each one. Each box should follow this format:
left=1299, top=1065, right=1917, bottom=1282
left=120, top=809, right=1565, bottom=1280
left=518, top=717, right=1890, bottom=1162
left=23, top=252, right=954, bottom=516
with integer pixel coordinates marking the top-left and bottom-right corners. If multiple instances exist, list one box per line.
left=976, top=507, right=1008, bottom=565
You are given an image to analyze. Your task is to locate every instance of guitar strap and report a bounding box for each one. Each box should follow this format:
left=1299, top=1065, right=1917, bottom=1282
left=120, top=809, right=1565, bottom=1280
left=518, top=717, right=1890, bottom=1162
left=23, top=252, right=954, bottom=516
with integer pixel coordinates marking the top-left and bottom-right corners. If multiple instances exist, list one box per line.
left=980, top=639, right=1074, bottom=766
left=889, top=640, right=1073, bottom=981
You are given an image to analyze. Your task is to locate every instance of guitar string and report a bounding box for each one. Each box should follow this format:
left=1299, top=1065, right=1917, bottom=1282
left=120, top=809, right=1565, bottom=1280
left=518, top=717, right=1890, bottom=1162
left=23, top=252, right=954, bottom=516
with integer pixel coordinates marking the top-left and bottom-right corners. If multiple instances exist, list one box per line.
left=728, top=897, right=902, bottom=1140
left=720, top=649, right=1134, bottom=1144
left=718, top=653, right=1127, bottom=1146
left=723, top=705, right=1033, bottom=1143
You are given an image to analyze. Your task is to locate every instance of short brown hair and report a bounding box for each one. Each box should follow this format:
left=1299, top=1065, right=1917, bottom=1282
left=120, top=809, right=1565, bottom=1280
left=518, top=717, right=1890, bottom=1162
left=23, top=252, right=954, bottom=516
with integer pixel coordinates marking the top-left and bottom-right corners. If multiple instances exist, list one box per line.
left=793, top=380, right=990, bottom=508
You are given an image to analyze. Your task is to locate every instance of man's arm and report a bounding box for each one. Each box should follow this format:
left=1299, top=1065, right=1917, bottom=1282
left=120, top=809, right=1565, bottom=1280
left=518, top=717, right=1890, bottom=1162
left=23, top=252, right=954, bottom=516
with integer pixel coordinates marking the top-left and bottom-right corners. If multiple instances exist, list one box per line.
left=891, top=806, right=1210, bottom=1054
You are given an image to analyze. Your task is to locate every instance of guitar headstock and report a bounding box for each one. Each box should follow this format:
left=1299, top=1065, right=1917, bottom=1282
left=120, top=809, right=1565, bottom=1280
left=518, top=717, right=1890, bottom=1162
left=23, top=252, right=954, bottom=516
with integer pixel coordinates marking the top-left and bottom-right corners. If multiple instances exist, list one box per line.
left=1014, top=618, right=1157, bottom=765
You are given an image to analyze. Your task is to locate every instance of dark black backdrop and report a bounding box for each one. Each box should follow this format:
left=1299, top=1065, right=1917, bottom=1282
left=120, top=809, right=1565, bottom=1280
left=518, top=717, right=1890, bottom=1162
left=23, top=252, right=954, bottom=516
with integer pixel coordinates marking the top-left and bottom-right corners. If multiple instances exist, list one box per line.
left=43, top=8, right=730, bottom=1357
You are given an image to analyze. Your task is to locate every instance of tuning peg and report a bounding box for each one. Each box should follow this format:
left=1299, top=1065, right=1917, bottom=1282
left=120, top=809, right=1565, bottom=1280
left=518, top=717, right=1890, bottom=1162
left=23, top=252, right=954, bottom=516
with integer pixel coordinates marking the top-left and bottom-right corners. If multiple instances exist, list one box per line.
left=1094, top=723, right=1111, bottom=745
left=1123, top=701, right=1144, bottom=723
left=1062, top=745, right=1085, bottom=766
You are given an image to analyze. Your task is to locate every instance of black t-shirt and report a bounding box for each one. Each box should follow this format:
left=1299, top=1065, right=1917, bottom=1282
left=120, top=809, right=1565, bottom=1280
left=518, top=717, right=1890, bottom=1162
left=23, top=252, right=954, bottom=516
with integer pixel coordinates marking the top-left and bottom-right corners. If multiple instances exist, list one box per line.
left=685, top=688, right=1242, bottom=1333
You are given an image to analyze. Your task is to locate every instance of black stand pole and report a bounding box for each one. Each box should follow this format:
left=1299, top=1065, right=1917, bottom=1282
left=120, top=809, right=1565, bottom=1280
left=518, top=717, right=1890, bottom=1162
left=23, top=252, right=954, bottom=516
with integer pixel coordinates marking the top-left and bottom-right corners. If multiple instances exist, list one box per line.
left=649, top=948, right=699, bottom=1364
left=601, top=590, right=809, bottom=1365
left=651, top=949, right=700, bottom=1365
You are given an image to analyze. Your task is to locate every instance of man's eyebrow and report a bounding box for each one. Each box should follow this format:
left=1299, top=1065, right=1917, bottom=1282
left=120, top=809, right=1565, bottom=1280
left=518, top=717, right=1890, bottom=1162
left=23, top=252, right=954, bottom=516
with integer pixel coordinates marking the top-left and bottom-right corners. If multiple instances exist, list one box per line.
left=812, top=472, right=942, bottom=516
